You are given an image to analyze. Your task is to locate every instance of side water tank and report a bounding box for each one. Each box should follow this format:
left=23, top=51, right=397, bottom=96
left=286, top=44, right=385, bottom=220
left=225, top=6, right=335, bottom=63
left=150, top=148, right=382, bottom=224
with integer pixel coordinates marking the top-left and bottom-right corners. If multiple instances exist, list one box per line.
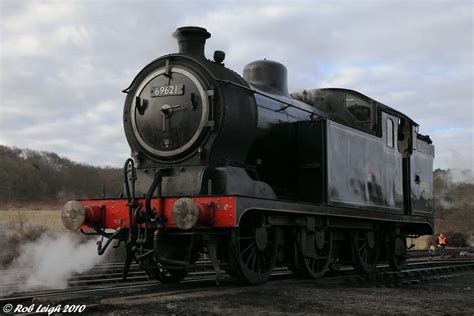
left=243, top=60, right=289, bottom=96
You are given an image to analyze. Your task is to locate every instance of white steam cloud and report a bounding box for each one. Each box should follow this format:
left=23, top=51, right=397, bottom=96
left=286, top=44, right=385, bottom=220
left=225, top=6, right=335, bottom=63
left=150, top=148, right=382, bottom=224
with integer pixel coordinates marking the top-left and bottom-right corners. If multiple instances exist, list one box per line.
left=468, top=237, right=474, bottom=248
left=446, top=169, right=474, bottom=185
left=0, top=233, right=102, bottom=296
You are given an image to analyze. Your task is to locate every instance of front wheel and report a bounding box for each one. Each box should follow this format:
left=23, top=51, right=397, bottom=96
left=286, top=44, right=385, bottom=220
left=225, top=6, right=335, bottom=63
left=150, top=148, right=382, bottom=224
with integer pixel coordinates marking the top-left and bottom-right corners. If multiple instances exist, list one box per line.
left=228, top=215, right=278, bottom=285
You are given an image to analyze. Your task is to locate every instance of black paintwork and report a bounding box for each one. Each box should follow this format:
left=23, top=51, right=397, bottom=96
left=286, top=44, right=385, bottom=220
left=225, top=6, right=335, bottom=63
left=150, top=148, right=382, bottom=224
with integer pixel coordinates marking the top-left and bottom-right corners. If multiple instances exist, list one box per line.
left=135, top=72, right=203, bottom=152
left=243, top=60, right=289, bottom=96
left=326, top=114, right=403, bottom=211
left=233, top=196, right=433, bottom=235
left=121, top=27, right=434, bottom=234
left=411, top=137, right=435, bottom=214
left=173, top=26, right=210, bottom=60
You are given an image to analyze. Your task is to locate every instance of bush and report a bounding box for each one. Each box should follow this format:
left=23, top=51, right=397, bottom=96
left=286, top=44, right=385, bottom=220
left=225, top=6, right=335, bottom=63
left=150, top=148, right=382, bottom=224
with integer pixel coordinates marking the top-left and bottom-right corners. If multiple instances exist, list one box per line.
left=0, top=220, right=48, bottom=267
left=427, top=235, right=437, bottom=246
left=446, top=231, right=467, bottom=247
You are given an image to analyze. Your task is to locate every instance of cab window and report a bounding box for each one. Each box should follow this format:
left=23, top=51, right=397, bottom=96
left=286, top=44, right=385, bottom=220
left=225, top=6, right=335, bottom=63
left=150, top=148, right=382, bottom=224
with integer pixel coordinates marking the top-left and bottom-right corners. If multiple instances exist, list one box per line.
left=386, top=118, right=394, bottom=148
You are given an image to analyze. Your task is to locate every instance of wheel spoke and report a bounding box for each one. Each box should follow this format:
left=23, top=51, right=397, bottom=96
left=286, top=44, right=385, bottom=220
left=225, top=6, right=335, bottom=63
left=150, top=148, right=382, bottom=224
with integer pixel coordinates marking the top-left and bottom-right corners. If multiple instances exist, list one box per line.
left=260, top=252, right=267, bottom=272
left=300, top=228, right=333, bottom=278
left=241, top=241, right=256, bottom=256
left=245, top=247, right=256, bottom=267
left=352, top=230, right=378, bottom=273
left=252, top=251, right=259, bottom=272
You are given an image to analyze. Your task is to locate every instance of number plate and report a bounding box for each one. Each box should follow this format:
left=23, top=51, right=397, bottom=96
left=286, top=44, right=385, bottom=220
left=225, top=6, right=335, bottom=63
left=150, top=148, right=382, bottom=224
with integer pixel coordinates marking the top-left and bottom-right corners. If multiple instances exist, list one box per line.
left=151, top=84, right=184, bottom=97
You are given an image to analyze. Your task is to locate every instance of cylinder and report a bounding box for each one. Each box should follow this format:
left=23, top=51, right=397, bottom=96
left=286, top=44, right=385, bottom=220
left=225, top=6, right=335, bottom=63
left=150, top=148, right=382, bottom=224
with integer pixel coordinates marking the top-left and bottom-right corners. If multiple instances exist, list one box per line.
left=84, top=205, right=103, bottom=226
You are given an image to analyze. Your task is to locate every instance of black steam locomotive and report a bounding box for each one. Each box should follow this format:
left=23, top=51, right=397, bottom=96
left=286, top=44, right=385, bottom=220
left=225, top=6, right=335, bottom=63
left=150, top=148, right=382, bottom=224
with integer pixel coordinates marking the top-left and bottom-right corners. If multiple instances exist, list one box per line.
left=62, top=27, right=435, bottom=284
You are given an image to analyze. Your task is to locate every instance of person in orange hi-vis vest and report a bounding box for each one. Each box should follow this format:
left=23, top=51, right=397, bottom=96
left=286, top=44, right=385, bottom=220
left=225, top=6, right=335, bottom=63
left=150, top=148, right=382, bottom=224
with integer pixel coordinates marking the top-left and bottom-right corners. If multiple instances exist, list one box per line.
left=437, top=233, right=447, bottom=259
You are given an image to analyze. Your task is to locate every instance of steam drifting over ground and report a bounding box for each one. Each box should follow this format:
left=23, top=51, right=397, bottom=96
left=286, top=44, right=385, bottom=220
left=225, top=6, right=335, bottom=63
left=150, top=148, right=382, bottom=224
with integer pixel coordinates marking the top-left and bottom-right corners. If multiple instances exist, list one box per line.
left=445, top=169, right=474, bottom=185
left=0, top=232, right=101, bottom=296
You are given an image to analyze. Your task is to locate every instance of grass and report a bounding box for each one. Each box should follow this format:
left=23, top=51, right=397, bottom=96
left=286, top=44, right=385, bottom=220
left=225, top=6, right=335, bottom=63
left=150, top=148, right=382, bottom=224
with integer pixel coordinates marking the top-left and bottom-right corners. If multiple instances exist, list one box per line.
left=0, top=208, right=65, bottom=233
left=408, top=236, right=431, bottom=250
left=0, top=204, right=66, bottom=266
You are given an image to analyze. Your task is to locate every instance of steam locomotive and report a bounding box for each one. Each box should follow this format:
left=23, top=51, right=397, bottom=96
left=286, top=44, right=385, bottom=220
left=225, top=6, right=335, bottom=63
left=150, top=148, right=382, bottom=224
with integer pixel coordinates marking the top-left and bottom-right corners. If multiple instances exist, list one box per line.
left=62, top=27, right=435, bottom=284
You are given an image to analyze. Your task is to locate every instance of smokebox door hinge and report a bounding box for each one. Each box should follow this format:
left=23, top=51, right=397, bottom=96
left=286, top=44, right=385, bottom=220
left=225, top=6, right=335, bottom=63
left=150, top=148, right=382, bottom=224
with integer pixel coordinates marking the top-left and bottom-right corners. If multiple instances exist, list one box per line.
left=164, top=59, right=171, bottom=79
left=206, top=89, right=215, bottom=130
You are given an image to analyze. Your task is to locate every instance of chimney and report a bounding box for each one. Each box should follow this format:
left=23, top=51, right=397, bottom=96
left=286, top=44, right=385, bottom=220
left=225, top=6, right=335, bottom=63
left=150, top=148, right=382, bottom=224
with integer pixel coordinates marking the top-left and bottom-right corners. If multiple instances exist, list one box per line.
left=173, top=26, right=211, bottom=59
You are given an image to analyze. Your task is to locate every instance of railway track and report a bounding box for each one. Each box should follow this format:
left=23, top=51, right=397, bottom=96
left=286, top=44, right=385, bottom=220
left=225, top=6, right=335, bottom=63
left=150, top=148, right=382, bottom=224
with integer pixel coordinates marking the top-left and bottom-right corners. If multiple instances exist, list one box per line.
left=1, top=257, right=473, bottom=308
left=0, top=261, right=214, bottom=296
left=0, top=248, right=469, bottom=290
left=406, top=247, right=471, bottom=259
left=1, top=248, right=469, bottom=294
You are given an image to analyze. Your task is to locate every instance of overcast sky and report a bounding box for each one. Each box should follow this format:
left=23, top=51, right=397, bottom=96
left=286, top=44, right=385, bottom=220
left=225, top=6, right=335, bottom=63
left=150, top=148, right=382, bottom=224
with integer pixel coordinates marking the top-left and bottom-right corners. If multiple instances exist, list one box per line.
left=0, top=0, right=472, bottom=169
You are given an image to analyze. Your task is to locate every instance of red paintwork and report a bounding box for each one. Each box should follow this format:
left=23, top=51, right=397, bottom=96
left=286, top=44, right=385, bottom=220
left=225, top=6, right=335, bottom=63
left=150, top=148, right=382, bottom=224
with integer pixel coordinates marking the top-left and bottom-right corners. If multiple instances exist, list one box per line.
left=195, top=202, right=213, bottom=225
left=84, top=205, right=103, bottom=226
left=79, top=196, right=236, bottom=230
